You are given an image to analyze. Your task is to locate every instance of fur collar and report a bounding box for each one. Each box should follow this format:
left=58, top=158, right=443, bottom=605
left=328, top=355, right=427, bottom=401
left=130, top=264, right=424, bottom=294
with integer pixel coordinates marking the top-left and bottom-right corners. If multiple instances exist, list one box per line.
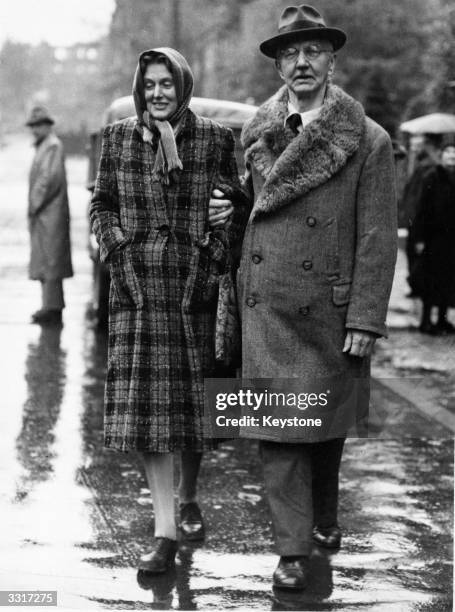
left=241, top=84, right=365, bottom=217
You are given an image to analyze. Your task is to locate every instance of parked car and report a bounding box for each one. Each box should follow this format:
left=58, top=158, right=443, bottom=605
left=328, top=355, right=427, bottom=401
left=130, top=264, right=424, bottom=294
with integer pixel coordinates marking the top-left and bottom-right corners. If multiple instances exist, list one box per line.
left=87, top=95, right=257, bottom=327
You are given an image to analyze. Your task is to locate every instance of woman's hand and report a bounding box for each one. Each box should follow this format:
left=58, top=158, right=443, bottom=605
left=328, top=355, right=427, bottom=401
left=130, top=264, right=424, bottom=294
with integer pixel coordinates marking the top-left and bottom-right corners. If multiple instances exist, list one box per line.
left=209, top=189, right=233, bottom=228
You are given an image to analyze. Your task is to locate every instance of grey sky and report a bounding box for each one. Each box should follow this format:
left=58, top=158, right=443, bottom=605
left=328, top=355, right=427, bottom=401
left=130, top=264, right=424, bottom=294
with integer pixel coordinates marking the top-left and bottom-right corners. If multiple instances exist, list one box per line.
left=0, top=0, right=115, bottom=47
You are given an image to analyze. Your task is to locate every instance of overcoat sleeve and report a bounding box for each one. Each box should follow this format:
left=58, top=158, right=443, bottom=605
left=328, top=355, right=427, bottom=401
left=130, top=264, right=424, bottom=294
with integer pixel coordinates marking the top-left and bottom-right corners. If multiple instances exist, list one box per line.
left=346, top=131, right=398, bottom=338
left=29, top=144, right=63, bottom=216
left=214, top=129, right=251, bottom=265
left=89, top=124, right=126, bottom=262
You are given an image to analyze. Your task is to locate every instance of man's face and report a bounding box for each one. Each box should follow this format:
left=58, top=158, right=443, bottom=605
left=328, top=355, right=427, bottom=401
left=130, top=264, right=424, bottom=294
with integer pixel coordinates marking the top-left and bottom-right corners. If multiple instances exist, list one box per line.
left=144, top=61, right=178, bottom=121
left=441, top=146, right=455, bottom=169
left=276, top=38, right=335, bottom=101
left=29, top=122, right=51, bottom=144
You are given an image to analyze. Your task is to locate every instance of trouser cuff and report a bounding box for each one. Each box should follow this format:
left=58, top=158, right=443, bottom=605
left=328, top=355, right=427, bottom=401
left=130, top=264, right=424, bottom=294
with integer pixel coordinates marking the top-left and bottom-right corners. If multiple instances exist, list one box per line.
left=275, top=538, right=312, bottom=556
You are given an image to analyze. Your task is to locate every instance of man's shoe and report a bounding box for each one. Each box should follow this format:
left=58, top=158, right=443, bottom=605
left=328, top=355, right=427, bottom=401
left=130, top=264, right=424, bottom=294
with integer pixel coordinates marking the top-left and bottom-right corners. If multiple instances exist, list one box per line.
left=272, top=556, right=308, bottom=590
left=179, top=502, right=205, bottom=541
left=31, top=309, right=62, bottom=325
left=312, top=525, right=342, bottom=549
left=138, top=537, right=178, bottom=574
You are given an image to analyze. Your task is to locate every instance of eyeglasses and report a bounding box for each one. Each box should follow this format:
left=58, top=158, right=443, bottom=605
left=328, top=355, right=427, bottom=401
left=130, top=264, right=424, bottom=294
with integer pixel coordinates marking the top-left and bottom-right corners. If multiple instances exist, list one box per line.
left=278, top=43, right=332, bottom=62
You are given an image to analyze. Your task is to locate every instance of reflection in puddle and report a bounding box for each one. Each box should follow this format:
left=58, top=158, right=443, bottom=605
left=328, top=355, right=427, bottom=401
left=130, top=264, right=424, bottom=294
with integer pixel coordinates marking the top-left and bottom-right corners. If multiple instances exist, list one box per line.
left=1, top=321, right=451, bottom=611
left=15, top=325, right=65, bottom=492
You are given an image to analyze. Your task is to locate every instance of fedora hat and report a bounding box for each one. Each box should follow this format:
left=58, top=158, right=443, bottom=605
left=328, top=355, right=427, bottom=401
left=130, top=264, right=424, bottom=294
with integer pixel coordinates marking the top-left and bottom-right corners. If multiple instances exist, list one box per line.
left=260, top=4, right=346, bottom=58
left=25, top=106, right=55, bottom=126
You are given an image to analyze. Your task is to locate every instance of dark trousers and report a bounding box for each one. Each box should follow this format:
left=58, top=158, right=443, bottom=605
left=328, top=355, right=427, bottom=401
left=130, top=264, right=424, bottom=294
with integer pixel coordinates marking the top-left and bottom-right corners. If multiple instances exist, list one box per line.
left=259, top=438, right=345, bottom=556
left=41, top=279, right=65, bottom=310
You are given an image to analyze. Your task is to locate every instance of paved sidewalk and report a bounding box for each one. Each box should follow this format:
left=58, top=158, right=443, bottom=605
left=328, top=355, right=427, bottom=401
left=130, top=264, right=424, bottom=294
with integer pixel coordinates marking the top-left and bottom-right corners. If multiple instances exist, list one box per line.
left=372, top=242, right=455, bottom=432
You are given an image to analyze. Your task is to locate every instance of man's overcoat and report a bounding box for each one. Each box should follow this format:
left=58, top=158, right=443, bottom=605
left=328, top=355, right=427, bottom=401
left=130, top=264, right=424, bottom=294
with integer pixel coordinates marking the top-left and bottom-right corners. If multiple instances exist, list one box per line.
left=28, top=133, right=73, bottom=280
left=238, top=85, right=397, bottom=442
left=90, top=110, right=247, bottom=452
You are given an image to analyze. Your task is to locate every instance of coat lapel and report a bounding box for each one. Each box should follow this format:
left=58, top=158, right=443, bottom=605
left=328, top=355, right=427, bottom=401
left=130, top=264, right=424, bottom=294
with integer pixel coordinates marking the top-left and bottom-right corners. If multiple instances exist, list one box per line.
left=241, top=84, right=365, bottom=217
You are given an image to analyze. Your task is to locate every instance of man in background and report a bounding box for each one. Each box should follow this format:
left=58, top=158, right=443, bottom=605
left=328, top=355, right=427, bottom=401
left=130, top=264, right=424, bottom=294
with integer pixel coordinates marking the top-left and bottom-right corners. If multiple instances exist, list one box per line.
left=26, top=106, right=73, bottom=325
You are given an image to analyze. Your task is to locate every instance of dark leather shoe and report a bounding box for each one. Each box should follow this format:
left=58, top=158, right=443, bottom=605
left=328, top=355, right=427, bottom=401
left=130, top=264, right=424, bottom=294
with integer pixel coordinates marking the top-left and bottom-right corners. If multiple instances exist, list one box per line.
left=31, top=309, right=62, bottom=325
left=138, top=537, right=178, bottom=574
left=179, top=502, right=205, bottom=541
left=312, top=525, right=342, bottom=549
left=272, top=556, right=308, bottom=590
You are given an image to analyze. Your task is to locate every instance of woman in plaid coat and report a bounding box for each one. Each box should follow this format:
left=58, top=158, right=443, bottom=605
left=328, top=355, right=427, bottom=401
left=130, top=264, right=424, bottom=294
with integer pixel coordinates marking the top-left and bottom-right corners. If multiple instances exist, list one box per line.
left=90, top=47, right=247, bottom=572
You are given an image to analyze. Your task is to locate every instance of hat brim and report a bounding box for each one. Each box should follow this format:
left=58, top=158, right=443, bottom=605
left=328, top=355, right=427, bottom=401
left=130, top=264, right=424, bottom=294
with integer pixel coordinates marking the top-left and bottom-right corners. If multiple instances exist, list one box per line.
left=260, top=27, right=346, bottom=58
left=25, top=118, right=54, bottom=126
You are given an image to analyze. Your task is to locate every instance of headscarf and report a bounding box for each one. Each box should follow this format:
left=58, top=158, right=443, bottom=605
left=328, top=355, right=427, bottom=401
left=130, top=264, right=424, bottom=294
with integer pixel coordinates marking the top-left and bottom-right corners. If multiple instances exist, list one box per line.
left=133, top=47, right=194, bottom=184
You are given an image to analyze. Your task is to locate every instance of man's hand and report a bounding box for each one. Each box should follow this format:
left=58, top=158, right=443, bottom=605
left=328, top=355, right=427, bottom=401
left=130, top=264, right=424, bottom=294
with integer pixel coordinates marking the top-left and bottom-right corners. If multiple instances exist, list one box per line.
left=209, top=189, right=233, bottom=228
left=342, top=330, right=377, bottom=358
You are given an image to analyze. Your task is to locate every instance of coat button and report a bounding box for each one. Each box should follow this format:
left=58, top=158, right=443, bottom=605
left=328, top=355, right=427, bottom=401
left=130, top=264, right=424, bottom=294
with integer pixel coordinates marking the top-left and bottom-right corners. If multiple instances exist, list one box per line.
left=246, top=297, right=257, bottom=308
left=298, top=306, right=310, bottom=316
left=302, top=260, right=313, bottom=270
left=306, top=216, right=316, bottom=227
left=252, top=254, right=262, bottom=264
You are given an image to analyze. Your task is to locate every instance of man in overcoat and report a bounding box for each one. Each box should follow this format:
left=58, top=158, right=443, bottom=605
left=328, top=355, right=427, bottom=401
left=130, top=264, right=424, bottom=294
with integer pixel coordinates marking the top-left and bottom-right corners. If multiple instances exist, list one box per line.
left=237, top=5, right=397, bottom=589
left=26, top=106, right=73, bottom=325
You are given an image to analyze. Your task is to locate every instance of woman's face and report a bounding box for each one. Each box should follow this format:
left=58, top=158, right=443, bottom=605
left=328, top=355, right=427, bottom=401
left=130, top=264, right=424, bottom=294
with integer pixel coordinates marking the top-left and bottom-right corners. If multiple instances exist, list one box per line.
left=144, top=61, right=178, bottom=121
left=441, top=146, right=455, bottom=169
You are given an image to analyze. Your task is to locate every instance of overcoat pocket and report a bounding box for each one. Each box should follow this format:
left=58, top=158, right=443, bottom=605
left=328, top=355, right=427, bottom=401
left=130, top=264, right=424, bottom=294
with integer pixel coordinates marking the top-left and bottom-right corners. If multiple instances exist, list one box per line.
left=332, top=282, right=351, bottom=306
left=109, top=247, right=143, bottom=309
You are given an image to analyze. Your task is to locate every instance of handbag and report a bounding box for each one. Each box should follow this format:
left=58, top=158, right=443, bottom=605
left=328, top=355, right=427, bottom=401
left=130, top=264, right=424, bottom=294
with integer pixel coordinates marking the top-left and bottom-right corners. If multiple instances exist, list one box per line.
left=215, top=257, right=241, bottom=368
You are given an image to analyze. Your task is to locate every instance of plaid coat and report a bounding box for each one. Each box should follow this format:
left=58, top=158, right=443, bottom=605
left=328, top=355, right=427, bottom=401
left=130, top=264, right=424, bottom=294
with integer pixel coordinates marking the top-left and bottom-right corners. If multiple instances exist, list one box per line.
left=90, top=110, right=248, bottom=452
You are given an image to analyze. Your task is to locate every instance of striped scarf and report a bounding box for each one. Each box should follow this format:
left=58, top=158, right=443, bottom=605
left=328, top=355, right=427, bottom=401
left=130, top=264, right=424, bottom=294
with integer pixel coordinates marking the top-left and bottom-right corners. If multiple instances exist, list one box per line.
left=133, top=47, right=194, bottom=184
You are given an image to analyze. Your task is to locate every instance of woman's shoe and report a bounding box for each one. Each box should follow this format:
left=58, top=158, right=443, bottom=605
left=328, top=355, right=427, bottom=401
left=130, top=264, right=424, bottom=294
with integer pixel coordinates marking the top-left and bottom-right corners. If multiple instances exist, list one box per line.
left=138, top=537, right=178, bottom=573
left=179, top=502, right=205, bottom=541
left=312, top=525, right=342, bottom=549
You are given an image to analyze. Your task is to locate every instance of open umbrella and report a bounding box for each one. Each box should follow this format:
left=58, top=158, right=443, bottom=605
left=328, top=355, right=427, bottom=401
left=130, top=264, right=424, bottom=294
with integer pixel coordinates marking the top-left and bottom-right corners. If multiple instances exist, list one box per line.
left=400, top=113, right=455, bottom=134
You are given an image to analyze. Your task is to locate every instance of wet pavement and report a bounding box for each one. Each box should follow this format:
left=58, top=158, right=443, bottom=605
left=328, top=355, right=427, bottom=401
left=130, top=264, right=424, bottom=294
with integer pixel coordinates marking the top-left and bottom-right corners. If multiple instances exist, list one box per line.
left=0, top=135, right=453, bottom=611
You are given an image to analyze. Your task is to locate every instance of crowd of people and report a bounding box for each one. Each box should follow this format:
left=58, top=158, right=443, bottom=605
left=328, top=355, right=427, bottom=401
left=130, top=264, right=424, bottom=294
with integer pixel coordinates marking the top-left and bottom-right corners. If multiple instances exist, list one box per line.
left=23, top=2, right=454, bottom=594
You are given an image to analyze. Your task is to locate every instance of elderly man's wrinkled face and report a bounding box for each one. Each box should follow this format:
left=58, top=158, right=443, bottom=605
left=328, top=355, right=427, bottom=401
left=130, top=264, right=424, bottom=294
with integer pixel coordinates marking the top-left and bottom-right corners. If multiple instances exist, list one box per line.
left=144, top=61, right=178, bottom=121
left=276, top=38, right=335, bottom=102
left=441, top=146, right=455, bottom=169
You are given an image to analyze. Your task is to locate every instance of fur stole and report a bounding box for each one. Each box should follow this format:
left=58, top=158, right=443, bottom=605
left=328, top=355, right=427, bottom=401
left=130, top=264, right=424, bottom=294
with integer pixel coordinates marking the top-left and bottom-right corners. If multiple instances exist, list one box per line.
left=241, top=84, right=365, bottom=217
